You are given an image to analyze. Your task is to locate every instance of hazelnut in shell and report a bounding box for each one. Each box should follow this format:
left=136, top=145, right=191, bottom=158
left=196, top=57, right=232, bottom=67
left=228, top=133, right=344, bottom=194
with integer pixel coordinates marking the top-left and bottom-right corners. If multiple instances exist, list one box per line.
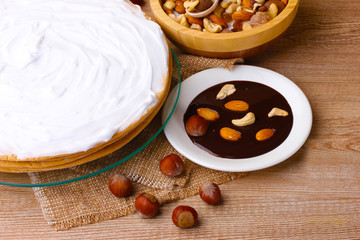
left=185, top=115, right=208, bottom=137
left=109, top=173, right=133, bottom=198
left=160, top=154, right=185, bottom=177
left=172, top=205, right=198, bottom=228
left=199, top=182, right=222, bottom=205
left=135, top=193, right=160, bottom=218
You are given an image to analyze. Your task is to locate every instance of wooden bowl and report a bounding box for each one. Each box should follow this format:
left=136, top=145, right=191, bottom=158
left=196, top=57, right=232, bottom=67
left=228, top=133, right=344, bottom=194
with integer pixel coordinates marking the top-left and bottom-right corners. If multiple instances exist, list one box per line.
left=150, top=0, right=299, bottom=58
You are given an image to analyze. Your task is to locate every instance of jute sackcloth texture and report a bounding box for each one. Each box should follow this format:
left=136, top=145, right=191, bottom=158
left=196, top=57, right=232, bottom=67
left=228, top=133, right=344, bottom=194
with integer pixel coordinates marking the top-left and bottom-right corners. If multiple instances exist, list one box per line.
left=29, top=54, right=245, bottom=230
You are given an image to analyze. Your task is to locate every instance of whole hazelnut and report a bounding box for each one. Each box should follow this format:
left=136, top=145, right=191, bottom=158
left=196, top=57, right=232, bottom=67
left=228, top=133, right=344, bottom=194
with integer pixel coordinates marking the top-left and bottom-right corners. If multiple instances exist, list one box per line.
left=109, top=173, right=133, bottom=198
left=160, top=154, right=184, bottom=177
left=199, top=182, right=222, bottom=205
left=185, top=115, right=207, bottom=137
left=172, top=205, right=198, bottom=228
left=134, top=193, right=160, bottom=218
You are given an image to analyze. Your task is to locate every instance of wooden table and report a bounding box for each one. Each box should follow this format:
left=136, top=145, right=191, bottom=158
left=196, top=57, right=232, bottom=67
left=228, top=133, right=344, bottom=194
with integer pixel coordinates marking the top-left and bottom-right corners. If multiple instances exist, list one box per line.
left=1, top=0, right=359, bottom=239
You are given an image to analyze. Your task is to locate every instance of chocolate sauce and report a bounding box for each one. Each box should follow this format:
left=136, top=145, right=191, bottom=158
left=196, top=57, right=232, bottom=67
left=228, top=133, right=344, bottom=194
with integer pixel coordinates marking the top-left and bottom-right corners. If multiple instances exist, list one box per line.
left=183, top=81, right=293, bottom=158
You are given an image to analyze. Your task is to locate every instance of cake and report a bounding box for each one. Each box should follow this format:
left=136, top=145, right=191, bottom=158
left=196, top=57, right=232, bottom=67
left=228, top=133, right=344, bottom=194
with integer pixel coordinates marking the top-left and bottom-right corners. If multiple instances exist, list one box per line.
left=0, top=0, right=170, bottom=162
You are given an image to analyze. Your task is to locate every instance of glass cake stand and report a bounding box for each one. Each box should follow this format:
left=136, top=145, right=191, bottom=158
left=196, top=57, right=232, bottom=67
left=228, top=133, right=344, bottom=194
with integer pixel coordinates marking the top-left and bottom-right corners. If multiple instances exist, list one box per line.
left=0, top=49, right=181, bottom=188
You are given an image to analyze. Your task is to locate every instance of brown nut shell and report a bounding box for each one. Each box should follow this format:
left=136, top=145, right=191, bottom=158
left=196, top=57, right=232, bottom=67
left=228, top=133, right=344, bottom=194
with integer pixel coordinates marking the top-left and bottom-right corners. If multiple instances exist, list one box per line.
left=199, top=182, right=222, bottom=205
left=185, top=115, right=208, bottom=136
left=109, top=173, right=133, bottom=198
left=159, top=154, right=184, bottom=177
left=135, top=193, right=160, bottom=218
left=172, top=205, right=198, bottom=228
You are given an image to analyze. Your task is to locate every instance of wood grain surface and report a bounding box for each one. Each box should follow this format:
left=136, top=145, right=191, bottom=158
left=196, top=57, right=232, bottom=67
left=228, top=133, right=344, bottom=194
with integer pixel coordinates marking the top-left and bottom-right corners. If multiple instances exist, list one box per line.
left=0, top=0, right=359, bottom=239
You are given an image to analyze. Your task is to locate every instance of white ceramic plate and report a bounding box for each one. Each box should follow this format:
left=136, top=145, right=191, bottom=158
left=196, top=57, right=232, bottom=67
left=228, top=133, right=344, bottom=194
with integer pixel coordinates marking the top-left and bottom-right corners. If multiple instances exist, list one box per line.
left=161, top=65, right=312, bottom=172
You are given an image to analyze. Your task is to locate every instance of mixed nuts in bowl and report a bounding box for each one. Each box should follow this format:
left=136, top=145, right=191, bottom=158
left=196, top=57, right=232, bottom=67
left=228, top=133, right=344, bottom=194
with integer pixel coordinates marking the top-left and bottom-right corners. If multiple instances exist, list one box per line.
left=150, top=0, right=299, bottom=58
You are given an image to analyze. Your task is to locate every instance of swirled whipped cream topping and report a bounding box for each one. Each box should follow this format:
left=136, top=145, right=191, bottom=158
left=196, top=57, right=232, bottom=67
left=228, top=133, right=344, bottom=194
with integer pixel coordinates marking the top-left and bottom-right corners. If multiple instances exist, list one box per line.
left=0, top=0, right=169, bottom=159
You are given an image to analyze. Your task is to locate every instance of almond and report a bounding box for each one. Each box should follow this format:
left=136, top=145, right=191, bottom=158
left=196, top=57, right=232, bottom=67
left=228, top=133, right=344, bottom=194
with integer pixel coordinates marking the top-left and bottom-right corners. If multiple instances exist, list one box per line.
left=256, top=128, right=275, bottom=141
left=220, top=127, right=241, bottom=141
left=224, top=100, right=249, bottom=111
left=175, top=0, right=186, bottom=13
left=165, top=9, right=174, bottom=15
left=209, top=14, right=228, bottom=28
left=186, top=14, right=204, bottom=26
left=241, top=0, right=253, bottom=10
left=232, top=19, right=243, bottom=32
left=232, top=11, right=254, bottom=21
left=197, top=108, right=220, bottom=121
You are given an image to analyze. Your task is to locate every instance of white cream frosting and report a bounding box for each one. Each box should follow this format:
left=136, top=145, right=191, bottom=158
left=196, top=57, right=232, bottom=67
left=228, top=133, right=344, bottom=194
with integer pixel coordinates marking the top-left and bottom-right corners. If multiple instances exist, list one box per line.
left=0, top=0, right=169, bottom=159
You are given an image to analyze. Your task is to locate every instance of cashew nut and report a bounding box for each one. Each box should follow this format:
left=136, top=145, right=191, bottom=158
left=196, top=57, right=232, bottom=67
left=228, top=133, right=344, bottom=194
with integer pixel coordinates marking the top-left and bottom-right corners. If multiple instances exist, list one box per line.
left=220, top=0, right=237, bottom=9
left=203, top=18, right=222, bottom=33
left=253, top=3, right=262, bottom=11
left=242, top=22, right=253, bottom=31
left=266, top=3, right=278, bottom=19
left=236, top=5, right=255, bottom=13
left=213, top=4, right=225, bottom=17
left=190, top=23, right=202, bottom=31
left=179, top=14, right=190, bottom=27
left=169, top=13, right=177, bottom=20
left=163, top=0, right=176, bottom=11
left=216, top=84, right=236, bottom=100
left=184, top=0, right=200, bottom=12
left=268, top=107, right=289, bottom=117
left=255, top=0, right=265, bottom=4
left=232, top=112, right=256, bottom=126
left=169, top=14, right=189, bottom=27
left=225, top=3, right=240, bottom=15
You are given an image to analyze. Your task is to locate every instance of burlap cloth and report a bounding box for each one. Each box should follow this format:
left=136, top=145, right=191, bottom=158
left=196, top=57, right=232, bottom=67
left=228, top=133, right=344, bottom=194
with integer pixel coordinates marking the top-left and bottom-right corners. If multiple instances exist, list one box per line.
left=29, top=54, right=246, bottom=230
